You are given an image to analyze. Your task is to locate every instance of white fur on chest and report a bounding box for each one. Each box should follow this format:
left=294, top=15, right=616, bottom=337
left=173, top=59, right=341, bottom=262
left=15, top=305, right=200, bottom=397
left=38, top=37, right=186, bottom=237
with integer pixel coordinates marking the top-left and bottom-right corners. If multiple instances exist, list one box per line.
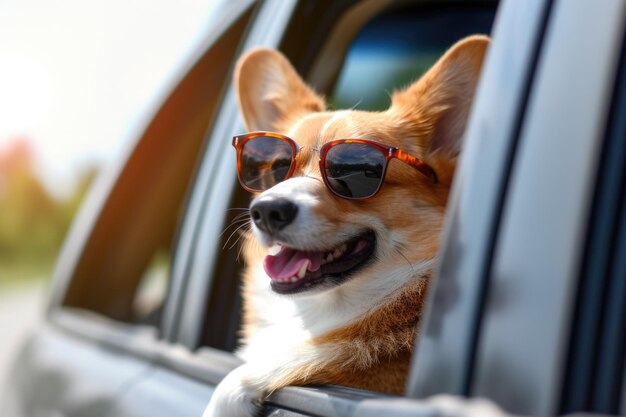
left=237, top=257, right=434, bottom=363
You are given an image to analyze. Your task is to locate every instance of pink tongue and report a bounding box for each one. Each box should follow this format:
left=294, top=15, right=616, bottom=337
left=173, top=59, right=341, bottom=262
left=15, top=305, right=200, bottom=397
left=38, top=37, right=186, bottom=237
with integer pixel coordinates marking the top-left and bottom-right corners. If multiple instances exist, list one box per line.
left=263, top=247, right=322, bottom=280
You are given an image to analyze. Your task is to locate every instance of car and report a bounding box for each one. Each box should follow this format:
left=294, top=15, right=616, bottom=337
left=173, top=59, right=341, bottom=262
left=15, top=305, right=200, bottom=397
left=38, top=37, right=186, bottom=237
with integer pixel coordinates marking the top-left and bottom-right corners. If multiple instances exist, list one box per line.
left=3, top=0, right=626, bottom=416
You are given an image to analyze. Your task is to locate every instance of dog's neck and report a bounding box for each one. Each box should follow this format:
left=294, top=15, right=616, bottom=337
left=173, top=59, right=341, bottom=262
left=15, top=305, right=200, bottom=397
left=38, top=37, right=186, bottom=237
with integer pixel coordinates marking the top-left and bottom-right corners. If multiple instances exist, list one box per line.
left=240, top=268, right=432, bottom=394
left=239, top=259, right=434, bottom=360
left=293, top=259, right=435, bottom=334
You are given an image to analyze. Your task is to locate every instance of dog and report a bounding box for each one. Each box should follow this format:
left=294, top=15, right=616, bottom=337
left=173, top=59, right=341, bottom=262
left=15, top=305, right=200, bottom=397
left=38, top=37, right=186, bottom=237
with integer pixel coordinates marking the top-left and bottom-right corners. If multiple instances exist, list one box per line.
left=203, top=34, right=489, bottom=417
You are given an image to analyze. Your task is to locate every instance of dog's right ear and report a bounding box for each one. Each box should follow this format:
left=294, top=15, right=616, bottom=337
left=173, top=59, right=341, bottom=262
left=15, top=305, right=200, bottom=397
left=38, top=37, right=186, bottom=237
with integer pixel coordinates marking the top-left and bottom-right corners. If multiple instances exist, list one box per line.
left=390, top=35, right=489, bottom=157
left=235, top=48, right=325, bottom=131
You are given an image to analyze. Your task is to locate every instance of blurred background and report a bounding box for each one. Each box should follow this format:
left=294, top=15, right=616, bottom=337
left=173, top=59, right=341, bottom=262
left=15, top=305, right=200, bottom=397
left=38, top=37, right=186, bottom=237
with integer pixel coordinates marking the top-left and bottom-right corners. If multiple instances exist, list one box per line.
left=0, top=0, right=218, bottom=388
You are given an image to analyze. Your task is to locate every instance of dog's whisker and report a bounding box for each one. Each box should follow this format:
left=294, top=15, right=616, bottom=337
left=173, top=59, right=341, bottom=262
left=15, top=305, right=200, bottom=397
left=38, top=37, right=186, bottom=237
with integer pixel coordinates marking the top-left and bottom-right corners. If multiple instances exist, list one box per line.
left=219, top=220, right=248, bottom=240
left=223, top=221, right=252, bottom=250
left=393, top=245, right=415, bottom=275
left=236, top=235, right=261, bottom=262
left=229, top=216, right=251, bottom=225
left=220, top=211, right=252, bottom=239
left=230, top=223, right=250, bottom=243
left=236, top=239, right=248, bottom=262
left=221, top=218, right=250, bottom=243
left=224, top=208, right=251, bottom=227
left=349, top=99, right=363, bottom=110
left=229, top=229, right=248, bottom=250
left=231, top=212, right=251, bottom=222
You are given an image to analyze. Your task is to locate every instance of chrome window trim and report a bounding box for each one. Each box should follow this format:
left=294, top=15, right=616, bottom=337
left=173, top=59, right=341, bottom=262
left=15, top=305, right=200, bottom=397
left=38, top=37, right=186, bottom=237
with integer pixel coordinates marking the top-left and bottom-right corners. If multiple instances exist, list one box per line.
left=472, top=1, right=626, bottom=415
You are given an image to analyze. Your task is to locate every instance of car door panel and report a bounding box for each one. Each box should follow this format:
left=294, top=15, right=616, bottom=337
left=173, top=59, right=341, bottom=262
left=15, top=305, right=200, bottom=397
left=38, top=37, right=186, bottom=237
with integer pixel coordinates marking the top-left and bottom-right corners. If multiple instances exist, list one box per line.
left=105, top=367, right=215, bottom=417
left=3, top=325, right=152, bottom=417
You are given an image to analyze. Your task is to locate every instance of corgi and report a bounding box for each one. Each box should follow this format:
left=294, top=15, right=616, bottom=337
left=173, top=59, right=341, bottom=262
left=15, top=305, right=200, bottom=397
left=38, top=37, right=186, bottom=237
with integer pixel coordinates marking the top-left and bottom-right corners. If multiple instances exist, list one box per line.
left=203, top=35, right=489, bottom=417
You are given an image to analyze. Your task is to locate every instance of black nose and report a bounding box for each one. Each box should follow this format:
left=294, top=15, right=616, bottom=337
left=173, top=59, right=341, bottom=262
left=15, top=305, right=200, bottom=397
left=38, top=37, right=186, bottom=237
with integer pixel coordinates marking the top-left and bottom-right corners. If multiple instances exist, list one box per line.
left=250, top=197, right=298, bottom=234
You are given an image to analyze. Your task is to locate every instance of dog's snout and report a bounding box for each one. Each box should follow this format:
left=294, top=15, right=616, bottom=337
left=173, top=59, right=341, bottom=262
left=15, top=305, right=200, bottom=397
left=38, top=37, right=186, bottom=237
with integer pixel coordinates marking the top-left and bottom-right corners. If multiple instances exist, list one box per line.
left=251, top=197, right=298, bottom=234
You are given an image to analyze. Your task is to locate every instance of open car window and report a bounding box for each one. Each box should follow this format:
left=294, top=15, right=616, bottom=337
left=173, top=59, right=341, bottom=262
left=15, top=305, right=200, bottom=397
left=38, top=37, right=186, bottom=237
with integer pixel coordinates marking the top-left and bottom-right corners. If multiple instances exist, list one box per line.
left=332, top=4, right=495, bottom=111
left=48, top=1, right=257, bottom=338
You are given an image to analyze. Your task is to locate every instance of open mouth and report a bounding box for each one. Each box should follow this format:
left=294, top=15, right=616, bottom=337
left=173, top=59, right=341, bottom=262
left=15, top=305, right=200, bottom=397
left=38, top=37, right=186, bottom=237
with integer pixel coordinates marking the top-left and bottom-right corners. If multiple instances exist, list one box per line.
left=263, top=230, right=376, bottom=295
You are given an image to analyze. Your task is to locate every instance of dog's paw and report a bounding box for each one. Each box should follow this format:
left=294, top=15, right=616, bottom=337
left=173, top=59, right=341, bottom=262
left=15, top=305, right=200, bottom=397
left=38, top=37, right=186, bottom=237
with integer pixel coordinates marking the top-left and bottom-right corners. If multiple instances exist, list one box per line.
left=202, top=364, right=264, bottom=417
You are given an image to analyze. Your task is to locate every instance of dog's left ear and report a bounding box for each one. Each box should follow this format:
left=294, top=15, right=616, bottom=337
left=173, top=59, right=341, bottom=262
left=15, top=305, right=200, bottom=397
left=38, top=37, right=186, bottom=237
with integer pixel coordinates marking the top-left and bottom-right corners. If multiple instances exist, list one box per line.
left=391, top=35, right=489, bottom=156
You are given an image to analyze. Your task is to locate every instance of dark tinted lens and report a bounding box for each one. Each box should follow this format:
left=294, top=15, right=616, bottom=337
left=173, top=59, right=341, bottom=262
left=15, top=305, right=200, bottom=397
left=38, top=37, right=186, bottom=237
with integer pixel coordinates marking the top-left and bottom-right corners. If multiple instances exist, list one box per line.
left=324, top=143, right=385, bottom=198
left=240, top=136, right=293, bottom=190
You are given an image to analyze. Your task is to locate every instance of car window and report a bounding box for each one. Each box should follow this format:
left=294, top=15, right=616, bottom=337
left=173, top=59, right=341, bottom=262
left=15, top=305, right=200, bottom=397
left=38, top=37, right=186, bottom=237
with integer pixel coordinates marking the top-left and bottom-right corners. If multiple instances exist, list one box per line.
left=53, top=2, right=257, bottom=331
left=332, top=4, right=496, bottom=111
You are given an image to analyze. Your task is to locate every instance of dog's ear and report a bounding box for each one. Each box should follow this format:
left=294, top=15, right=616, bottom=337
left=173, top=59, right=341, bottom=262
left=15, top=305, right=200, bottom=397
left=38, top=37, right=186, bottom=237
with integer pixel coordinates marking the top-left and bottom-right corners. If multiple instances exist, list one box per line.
left=391, top=35, right=489, bottom=156
left=234, top=48, right=325, bottom=131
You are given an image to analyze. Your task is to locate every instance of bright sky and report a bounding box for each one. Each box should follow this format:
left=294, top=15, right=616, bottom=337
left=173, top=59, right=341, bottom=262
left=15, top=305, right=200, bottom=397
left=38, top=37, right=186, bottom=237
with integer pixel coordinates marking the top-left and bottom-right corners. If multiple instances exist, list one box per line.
left=0, top=0, right=220, bottom=198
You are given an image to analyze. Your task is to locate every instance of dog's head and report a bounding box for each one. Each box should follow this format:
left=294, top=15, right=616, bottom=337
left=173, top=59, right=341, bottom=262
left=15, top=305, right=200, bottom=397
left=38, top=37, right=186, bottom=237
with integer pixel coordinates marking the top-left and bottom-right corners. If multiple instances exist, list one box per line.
left=234, top=36, right=488, bottom=298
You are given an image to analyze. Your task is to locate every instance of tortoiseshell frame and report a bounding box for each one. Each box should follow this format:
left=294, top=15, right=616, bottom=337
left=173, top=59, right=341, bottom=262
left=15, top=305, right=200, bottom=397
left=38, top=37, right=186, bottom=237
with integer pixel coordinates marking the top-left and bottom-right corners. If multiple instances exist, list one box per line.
left=318, top=138, right=438, bottom=200
left=232, top=132, right=438, bottom=200
left=232, top=132, right=300, bottom=193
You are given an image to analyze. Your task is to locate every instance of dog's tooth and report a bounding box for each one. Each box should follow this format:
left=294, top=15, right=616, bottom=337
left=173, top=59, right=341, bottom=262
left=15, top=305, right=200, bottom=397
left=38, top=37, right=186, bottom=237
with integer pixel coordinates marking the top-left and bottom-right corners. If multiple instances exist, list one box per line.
left=327, top=253, right=334, bottom=262
left=268, top=244, right=282, bottom=256
left=298, top=261, right=309, bottom=279
left=333, top=247, right=342, bottom=258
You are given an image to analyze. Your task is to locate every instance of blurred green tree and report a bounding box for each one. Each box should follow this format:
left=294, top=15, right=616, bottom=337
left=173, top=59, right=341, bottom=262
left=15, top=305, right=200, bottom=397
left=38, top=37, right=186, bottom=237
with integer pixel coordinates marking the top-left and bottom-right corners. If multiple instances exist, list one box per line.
left=0, top=139, right=96, bottom=283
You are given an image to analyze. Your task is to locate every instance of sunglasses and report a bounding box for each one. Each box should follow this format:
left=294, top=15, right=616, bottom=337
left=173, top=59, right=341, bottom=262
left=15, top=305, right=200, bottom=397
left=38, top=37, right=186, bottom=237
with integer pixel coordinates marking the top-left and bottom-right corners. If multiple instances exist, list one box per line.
left=232, top=131, right=438, bottom=200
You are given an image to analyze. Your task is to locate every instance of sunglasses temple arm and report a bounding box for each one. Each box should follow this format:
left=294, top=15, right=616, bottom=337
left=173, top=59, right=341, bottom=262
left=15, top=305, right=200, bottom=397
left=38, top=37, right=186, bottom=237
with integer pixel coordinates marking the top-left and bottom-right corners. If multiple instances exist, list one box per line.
left=394, top=149, right=439, bottom=184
